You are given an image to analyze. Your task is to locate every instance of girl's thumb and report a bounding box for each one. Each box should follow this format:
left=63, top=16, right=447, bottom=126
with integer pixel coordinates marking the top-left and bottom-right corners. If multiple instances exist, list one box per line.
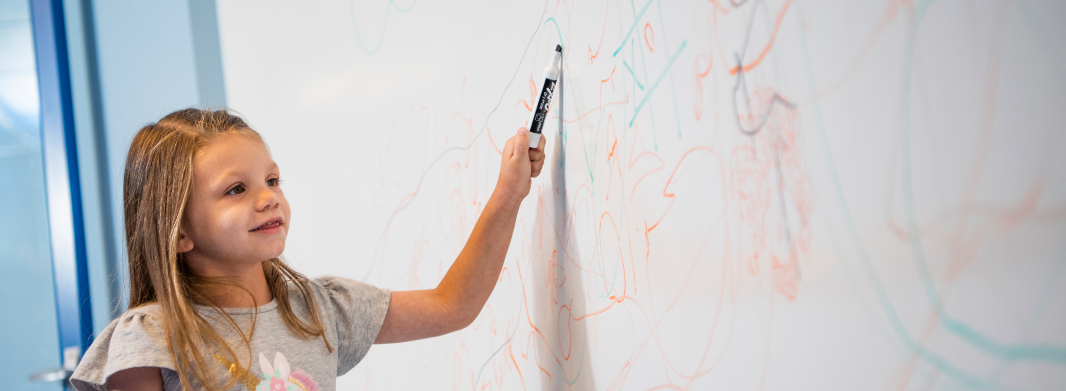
left=513, top=128, right=530, bottom=158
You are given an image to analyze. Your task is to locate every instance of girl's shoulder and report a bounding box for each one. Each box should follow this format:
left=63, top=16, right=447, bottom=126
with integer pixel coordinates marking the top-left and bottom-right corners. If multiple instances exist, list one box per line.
left=94, top=303, right=168, bottom=344
left=289, top=275, right=392, bottom=375
left=70, top=304, right=175, bottom=391
left=289, top=275, right=391, bottom=310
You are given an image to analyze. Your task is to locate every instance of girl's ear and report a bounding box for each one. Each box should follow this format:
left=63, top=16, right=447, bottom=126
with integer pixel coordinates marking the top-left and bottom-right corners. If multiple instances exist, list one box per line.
left=176, top=229, right=194, bottom=253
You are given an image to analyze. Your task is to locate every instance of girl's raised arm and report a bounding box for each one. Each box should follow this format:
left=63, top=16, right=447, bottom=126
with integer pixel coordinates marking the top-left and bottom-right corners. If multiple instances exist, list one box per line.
left=374, top=128, right=546, bottom=344
left=106, top=366, right=164, bottom=391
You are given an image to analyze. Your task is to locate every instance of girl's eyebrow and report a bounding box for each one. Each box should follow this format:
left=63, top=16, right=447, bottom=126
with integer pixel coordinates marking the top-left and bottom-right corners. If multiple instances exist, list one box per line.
left=209, top=163, right=279, bottom=189
left=210, top=171, right=244, bottom=190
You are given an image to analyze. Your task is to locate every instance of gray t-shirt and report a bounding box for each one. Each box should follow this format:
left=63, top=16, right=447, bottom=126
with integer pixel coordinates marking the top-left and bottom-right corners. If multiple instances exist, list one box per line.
left=70, top=276, right=391, bottom=391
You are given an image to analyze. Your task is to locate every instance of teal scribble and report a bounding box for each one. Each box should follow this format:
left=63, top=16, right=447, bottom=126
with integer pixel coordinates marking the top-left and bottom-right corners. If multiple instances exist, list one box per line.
left=629, top=40, right=687, bottom=127
left=622, top=61, right=645, bottom=90
left=634, top=33, right=658, bottom=150
left=797, top=20, right=986, bottom=389
left=899, top=0, right=1066, bottom=369
left=613, top=0, right=655, bottom=57
left=349, top=0, right=416, bottom=55
left=1010, top=0, right=1066, bottom=89
left=654, top=0, right=683, bottom=138
left=796, top=1, right=1066, bottom=388
left=986, top=243, right=1066, bottom=388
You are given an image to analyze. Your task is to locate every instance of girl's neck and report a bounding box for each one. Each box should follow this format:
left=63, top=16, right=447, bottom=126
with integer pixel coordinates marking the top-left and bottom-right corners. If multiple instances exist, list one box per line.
left=186, top=258, right=274, bottom=308
left=209, top=272, right=273, bottom=308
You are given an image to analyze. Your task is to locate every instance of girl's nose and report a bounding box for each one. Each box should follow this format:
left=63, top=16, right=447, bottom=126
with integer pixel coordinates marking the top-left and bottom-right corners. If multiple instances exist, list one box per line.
left=256, top=187, right=280, bottom=211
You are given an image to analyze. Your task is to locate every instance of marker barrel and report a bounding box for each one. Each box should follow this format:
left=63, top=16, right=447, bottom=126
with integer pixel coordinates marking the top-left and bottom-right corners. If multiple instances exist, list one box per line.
left=528, top=78, right=557, bottom=144
left=528, top=46, right=562, bottom=147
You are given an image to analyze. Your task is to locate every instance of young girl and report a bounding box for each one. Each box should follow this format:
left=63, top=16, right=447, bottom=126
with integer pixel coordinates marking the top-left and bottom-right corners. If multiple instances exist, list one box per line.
left=69, top=108, right=546, bottom=391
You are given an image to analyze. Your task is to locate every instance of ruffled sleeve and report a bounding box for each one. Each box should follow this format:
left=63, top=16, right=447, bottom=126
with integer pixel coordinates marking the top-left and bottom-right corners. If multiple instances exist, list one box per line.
left=69, top=306, right=175, bottom=391
left=315, top=276, right=391, bottom=376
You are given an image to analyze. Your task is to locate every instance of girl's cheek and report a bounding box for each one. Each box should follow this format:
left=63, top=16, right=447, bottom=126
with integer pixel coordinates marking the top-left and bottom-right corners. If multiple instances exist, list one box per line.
left=212, top=206, right=246, bottom=235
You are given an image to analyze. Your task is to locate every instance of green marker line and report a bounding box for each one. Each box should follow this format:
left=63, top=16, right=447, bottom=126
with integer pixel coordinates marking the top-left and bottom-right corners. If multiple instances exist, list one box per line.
left=898, top=0, right=1066, bottom=368
left=798, top=1, right=1066, bottom=388
left=613, top=0, right=655, bottom=57
left=349, top=0, right=416, bottom=55
left=622, top=61, right=645, bottom=90
left=629, top=40, right=686, bottom=127
left=654, top=0, right=683, bottom=138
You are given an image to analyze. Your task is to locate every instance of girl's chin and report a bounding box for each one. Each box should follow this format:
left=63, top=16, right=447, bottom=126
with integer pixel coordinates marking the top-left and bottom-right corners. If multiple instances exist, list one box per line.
left=261, top=248, right=285, bottom=260
left=250, top=245, right=285, bottom=262
left=251, top=235, right=286, bottom=255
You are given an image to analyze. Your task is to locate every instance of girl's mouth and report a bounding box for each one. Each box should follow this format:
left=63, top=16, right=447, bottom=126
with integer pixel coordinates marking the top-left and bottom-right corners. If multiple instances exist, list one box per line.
left=251, top=218, right=283, bottom=232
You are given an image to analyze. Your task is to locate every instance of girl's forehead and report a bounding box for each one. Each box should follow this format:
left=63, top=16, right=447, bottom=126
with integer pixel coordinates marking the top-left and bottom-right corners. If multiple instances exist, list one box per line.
left=194, top=133, right=275, bottom=172
left=198, top=133, right=267, bottom=156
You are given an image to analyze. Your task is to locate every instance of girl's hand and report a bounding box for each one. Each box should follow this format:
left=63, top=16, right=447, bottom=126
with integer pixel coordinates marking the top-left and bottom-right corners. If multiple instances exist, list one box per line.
left=495, top=128, right=547, bottom=206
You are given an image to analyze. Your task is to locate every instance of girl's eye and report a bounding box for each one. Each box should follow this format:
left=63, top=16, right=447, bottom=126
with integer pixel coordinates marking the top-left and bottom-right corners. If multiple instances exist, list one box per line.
left=267, top=177, right=280, bottom=187
left=225, top=184, right=245, bottom=195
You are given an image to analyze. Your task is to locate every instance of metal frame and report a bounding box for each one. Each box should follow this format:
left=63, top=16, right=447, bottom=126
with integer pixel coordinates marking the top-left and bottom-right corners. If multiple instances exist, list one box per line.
left=30, top=0, right=94, bottom=372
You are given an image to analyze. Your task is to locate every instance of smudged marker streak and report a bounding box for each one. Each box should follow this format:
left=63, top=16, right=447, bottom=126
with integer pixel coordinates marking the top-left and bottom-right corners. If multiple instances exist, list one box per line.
left=537, top=186, right=607, bottom=279
left=729, top=0, right=794, bottom=137
left=366, top=0, right=552, bottom=280
left=512, top=241, right=566, bottom=382
left=727, top=0, right=792, bottom=76
left=731, top=53, right=794, bottom=136
left=725, top=0, right=804, bottom=284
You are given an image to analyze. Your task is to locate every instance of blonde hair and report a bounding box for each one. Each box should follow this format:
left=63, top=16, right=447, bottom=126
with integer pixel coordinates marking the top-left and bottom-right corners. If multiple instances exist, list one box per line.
left=123, top=108, right=332, bottom=390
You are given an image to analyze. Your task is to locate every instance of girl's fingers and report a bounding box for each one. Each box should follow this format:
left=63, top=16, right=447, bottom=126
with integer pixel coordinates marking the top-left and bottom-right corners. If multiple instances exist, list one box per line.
left=530, top=151, right=545, bottom=178
left=502, top=134, right=516, bottom=157
left=532, top=149, right=545, bottom=162
left=512, top=128, right=530, bottom=160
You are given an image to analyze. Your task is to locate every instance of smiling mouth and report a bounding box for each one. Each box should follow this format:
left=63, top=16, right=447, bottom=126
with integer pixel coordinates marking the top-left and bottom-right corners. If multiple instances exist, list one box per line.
left=251, top=220, right=282, bottom=232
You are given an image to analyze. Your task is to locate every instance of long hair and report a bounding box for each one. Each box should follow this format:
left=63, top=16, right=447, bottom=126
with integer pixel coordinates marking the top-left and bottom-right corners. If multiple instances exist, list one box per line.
left=124, top=108, right=333, bottom=390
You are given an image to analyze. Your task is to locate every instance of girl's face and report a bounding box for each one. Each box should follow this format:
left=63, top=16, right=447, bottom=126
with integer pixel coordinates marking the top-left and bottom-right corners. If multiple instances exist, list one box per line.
left=179, top=133, right=290, bottom=273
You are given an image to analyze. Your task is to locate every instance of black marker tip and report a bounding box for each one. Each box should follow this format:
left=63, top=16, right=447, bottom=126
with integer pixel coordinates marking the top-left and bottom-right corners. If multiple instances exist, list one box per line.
left=555, top=44, right=562, bottom=52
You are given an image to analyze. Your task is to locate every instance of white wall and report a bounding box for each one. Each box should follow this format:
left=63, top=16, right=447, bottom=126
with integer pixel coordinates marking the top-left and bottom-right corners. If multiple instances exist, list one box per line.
left=216, top=0, right=1066, bottom=389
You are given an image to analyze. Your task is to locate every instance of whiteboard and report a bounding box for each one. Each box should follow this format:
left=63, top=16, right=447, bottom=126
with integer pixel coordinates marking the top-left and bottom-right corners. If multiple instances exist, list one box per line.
left=214, top=0, right=1066, bottom=389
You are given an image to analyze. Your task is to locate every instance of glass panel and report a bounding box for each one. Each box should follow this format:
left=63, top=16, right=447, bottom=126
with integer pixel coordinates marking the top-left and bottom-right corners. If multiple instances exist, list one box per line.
left=0, top=0, right=64, bottom=389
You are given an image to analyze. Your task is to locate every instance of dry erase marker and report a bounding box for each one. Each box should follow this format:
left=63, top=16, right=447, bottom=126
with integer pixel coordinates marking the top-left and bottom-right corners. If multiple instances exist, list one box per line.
left=528, top=45, right=562, bottom=147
